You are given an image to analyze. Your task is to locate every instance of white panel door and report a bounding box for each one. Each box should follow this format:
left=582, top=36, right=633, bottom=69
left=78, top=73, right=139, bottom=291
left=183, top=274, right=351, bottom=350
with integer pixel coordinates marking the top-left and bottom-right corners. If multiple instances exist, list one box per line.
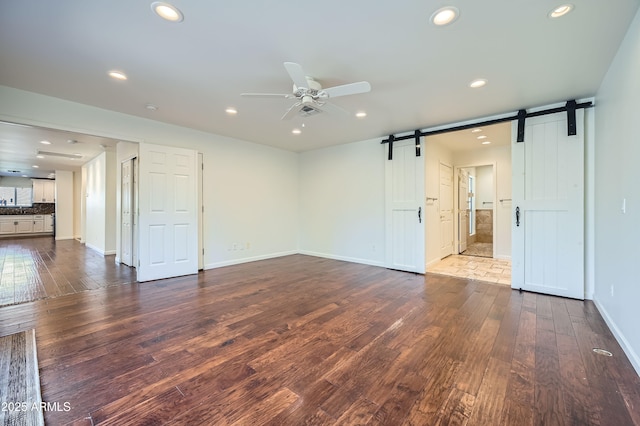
left=512, top=110, right=584, bottom=299
left=137, top=143, right=198, bottom=282
left=458, top=170, right=469, bottom=253
left=121, top=159, right=133, bottom=266
left=439, top=162, right=454, bottom=258
left=385, top=140, right=425, bottom=273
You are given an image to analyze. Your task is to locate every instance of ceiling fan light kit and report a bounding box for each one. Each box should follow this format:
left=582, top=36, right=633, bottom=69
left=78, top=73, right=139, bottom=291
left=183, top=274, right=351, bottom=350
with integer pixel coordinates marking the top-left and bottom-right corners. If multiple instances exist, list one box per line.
left=241, top=62, right=371, bottom=121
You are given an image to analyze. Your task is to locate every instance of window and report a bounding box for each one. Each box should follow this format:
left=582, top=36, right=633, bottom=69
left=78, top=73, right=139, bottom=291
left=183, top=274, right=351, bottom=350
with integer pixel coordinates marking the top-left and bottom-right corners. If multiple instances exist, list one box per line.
left=0, top=187, right=33, bottom=207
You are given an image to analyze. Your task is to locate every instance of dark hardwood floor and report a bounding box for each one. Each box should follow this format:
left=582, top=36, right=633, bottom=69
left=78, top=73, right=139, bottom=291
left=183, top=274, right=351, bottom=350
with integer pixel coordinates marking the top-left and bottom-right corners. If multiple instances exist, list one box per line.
left=0, top=239, right=639, bottom=425
left=0, top=236, right=136, bottom=307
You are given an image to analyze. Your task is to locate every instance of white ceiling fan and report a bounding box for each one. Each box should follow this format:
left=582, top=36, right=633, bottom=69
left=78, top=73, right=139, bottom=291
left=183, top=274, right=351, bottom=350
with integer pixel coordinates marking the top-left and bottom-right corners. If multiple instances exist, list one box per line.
left=241, top=62, right=371, bottom=120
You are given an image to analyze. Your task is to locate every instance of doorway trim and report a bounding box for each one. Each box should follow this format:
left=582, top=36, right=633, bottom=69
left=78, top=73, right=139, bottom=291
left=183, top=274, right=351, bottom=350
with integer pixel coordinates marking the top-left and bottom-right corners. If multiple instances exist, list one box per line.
left=454, top=162, right=497, bottom=259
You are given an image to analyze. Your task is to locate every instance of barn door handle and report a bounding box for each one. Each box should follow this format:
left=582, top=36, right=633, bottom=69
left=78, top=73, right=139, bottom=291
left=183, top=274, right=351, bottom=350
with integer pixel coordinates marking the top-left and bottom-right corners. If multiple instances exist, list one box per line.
left=515, top=207, right=520, bottom=227
left=418, top=207, right=422, bottom=223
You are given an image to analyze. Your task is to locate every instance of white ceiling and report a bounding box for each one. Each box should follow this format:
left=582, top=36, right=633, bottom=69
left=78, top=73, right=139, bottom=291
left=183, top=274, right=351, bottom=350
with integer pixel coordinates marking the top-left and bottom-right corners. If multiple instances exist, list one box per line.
left=0, top=0, right=638, bottom=177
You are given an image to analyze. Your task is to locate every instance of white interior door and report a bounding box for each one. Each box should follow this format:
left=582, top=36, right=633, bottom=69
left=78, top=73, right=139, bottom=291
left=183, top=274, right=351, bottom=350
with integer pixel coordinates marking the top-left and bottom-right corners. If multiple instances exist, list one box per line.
left=137, top=143, right=198, bottom=282
left=439, top=162, right=454, bottom=258
left=121, top=159, right=133, bottom=266
left=512, top=110, right=584, bottom=299
left=132, top=157, right=139, bottom=268
left=385, top=140, right=425, bottom=273
left=458, top=169, right=469, bottom=253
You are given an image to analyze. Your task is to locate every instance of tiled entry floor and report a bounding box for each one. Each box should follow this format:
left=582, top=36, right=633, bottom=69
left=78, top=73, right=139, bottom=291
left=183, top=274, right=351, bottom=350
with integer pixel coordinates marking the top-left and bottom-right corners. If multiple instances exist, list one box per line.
left=427, top=254, right=511, bottom=285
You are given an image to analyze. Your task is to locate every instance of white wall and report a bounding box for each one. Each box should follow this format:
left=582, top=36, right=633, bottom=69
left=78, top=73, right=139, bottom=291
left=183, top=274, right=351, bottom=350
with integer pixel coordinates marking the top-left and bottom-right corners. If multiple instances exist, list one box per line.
left=84, top=153, right=107, bottom=253
left=54, top=170, right=74, bottom=240
left=593, top=8, right=640, bottom=375
left=0, top=86, right=299, bottom=268
left=73, top=171, right=82, bottom=238
left=205, top=139, right=299, bottom=268
left=299, top=139, right=386, bottom=266
left=475, top=165, right=494, bottom=208
left=454, top=145, right=512, bottom=259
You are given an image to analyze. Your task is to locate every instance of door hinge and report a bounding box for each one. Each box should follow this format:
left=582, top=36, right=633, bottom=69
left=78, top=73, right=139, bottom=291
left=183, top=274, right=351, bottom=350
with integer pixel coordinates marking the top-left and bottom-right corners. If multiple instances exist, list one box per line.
left=202, top=248, right=205, bottom=255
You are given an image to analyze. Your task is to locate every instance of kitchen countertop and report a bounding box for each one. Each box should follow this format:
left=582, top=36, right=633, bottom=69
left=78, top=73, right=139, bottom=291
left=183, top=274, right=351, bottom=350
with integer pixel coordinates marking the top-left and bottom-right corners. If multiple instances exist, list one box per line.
left=0, top=203, right=55, bottom=215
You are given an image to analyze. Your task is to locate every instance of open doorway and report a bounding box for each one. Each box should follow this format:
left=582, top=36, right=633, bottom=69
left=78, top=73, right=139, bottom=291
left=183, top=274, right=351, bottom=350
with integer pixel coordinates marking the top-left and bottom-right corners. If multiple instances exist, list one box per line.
left=424, top=122, right=512, bottom=285
left=457, top=164, right=494, bottom=258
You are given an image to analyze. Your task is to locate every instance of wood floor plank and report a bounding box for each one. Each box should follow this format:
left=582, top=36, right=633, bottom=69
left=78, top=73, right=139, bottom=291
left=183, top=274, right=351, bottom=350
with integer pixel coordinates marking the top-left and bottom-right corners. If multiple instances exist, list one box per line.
left=0, top=240, right=639, bottom=425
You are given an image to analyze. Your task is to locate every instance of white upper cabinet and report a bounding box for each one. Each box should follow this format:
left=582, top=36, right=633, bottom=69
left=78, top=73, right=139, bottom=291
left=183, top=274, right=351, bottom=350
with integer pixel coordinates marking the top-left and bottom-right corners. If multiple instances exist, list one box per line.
left=32, top=179, right=55, bottom=203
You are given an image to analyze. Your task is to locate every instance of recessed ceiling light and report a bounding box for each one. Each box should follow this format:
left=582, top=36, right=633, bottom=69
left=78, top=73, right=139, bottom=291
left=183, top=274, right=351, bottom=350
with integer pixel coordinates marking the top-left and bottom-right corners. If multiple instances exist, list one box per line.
left=151, top=2, right=184, bottom=22
left=469, top=79, right=487, bottom=88
left=549, top=4, right=574, bottom=18
left=482, top=141, right=492, bottom=145
left=36, top=155, right=45, bottom=159
left=40, top=140, right=51, bottom=145
left=355, top=111, right=367, bottom=118
left=225, top=107, right=238, bottom=115
left=471, top=128, right=482, bottom=133
left=145, top=103, right=158, bottom=111
left=477, top=135, right=487, bottom=139
left=32, top=165, right=39, bottom=168
left=431, top=7, right=459, bottom=26
left=292, top=128, right=302, bottom=135
left=108, top=70, right=128, bottom=81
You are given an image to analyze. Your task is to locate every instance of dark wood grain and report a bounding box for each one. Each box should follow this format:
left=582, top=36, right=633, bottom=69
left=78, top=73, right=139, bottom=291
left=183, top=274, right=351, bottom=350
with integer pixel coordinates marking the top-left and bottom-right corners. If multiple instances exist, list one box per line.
left=0, top=239, right=639, bottom=425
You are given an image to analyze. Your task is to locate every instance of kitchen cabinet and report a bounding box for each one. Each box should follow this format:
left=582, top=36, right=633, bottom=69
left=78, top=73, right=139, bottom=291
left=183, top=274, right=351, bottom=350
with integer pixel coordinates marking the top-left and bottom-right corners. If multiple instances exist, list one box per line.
left=15, top=218, right=33, bottom=233
left=0, top=215, right=54, bottom=235
left=33, top=215, right=45, bottom=232
left=32, top=179, right=56, bottom=203
left=44, top=214, right=54, bottom=233
left=0, top=220, right=15, bottom=234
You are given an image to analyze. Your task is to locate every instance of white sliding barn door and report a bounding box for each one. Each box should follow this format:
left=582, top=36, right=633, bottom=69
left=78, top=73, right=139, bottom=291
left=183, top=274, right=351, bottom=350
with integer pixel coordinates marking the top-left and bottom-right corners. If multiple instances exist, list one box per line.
left=511, top=110, right=584, bottom=299
left=137, top=143, right=198, bottom=282
left=385, top=140, right=425, bottom=273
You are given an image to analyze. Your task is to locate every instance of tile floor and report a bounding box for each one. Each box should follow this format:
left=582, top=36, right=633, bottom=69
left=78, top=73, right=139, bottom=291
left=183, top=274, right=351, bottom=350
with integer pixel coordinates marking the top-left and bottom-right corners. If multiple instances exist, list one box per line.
left=427, top=254, right=511, bottom=285
left=460, top=242, right=493, bottom=258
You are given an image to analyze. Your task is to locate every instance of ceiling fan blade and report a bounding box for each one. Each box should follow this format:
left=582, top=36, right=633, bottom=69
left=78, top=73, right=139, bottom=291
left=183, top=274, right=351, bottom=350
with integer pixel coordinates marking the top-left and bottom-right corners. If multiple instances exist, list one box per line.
left=316, top=101, right=349, bottom=116
left=281, top=102, right=301, bottom=120
left=283, top=62, right=309, bottom=89
left=322, top=81, right=371, bottom=98
left=241, top=93, right=293, bottom=99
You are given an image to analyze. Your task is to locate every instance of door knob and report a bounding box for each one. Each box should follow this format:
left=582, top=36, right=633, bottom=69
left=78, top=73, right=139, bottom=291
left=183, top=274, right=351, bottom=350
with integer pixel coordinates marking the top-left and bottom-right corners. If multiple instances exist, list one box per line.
left=516, top=207, right=520, bottom=227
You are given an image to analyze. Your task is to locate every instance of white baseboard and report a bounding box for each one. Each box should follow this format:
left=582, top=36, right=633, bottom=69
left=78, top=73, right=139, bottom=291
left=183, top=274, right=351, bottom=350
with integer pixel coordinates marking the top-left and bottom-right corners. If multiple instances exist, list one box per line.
left=426, top=257, right=442, bottom=268
left=494, top=254, right=512, bottom=260
left=593, top=297, right=640, bottom=377
left=205, top=250, right=298, bottom=269
left=85, top=243, right=105, bottom=255
left=54, top=235, right=74, bottom=241
left=298, top=250, right=385, bottom=268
